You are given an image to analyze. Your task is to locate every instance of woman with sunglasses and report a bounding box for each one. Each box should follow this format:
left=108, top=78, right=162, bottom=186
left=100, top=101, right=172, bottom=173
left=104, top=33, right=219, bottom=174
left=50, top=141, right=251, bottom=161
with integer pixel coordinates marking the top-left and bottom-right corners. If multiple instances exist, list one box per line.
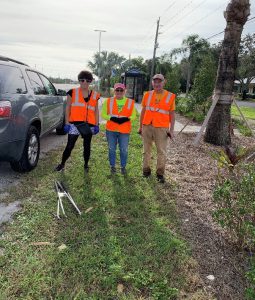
left=101, top=83, right=136, bottom=175
left=55, top=70, right=100, bottom=172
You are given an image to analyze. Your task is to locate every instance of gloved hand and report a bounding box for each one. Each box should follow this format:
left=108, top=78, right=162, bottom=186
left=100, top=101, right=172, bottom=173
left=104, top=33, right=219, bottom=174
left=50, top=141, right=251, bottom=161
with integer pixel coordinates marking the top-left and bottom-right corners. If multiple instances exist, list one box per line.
left=91, top=125, right=99, bottom=135
left=110, top=117, right=120, bottom=124
left=118, top=117, right=130, bottom=124
left=64, top=124, right=71, bottom=133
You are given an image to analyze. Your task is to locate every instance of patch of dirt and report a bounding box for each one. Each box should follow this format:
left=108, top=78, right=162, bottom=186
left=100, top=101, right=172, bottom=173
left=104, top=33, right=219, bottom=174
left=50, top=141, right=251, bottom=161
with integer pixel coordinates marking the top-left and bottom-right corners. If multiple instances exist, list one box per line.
left=166, top=114, right=254, bottom=299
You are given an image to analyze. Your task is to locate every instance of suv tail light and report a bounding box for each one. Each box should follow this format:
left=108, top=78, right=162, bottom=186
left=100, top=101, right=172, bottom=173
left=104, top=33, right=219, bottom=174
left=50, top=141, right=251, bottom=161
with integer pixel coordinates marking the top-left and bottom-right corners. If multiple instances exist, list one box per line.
left=0, top=101, right=12, bottom=118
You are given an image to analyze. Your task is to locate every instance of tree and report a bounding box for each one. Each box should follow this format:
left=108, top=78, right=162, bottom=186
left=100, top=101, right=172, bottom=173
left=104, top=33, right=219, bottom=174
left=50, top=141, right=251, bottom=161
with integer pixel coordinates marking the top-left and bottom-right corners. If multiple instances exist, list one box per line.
left=88, top=51, right=126, bottom=94
left=204, top=0, right=250, bottom=146
left=165, top=64, right=181, bottom=95
left=156, top=53, right=172, bottom=75
left=122, top=56, right=148, bottom=74
left=191, top=54, right=217, bottom=110
left=236, top=33, right=255, bottom=98
left=171, top=34, right=210, bottom=95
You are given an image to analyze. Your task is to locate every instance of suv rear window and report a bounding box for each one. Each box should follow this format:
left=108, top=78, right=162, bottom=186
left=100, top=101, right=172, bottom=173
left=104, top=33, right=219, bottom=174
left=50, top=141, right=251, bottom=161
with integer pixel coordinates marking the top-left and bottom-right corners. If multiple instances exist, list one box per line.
left=39, top=74, right=57, bottom=95
left=0, top=64, right=27, bottom=94
left=26, top=70, right=46, bottom=95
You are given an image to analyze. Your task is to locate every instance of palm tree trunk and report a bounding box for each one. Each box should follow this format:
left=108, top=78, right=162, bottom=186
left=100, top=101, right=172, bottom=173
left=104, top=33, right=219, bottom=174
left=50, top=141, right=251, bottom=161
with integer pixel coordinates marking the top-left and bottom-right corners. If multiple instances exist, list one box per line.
left=204, top=0, right=250, bottom=145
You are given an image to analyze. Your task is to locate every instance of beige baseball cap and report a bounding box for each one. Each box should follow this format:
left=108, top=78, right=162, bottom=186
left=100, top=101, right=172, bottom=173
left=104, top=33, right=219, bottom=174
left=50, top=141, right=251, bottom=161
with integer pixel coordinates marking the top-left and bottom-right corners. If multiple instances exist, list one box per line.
left=152, top=74, right=165, bottom=81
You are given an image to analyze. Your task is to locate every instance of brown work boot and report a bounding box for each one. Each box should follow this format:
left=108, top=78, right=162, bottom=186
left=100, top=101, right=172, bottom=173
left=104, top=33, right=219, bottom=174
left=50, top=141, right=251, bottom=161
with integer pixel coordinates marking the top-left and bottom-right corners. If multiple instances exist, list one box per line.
left=143, top=168, right=151, bottom=178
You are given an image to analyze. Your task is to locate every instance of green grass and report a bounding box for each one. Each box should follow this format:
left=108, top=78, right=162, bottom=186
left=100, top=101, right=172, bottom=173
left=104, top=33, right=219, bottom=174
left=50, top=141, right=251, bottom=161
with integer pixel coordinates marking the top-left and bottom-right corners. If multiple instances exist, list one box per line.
left=231, top=106, right=255, bottom=120
left=231, top=106, right=255, bottom=136
left=232, top=118, right=253, bottom=137
left=0, top=123, right=195, bottom=299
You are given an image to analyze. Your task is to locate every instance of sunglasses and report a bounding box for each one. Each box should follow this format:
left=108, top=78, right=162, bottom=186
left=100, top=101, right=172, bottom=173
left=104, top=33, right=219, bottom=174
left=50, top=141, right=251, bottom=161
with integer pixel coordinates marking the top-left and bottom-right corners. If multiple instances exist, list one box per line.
left=115, top=89, right=124, bottom=92
left=79, top=79, right=92, bottom=83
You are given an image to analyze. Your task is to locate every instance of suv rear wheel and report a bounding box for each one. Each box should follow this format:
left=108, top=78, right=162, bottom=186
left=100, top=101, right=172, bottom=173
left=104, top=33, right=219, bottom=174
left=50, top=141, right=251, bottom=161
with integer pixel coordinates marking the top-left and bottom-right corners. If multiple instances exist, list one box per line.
left=10, top=126, right=40, bottom=172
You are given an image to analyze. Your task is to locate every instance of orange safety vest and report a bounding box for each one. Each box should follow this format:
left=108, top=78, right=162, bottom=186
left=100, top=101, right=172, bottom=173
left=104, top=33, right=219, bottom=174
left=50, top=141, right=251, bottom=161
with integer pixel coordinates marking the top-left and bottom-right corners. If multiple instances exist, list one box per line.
left=106, top=97, right=135, bottom=134
left=142, top=90, right=175, bottom=128
left=69, top=88, right=100, bottom=125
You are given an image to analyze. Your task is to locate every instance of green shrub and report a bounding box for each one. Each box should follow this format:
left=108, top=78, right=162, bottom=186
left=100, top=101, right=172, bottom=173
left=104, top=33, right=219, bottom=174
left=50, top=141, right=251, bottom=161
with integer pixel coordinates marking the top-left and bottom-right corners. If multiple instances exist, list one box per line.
left=213, top=163, right=255, bottom=248
left=190, top=55, right=217, bottom=105
left=176, top=96, right=211, bottom=123
left=213, top=157, right=255, bottom=298
left=192, top=111, right=205, bottom=122
left=176, top=97, right=190, bottom=114
left=246, top=260, right=255, bottom=300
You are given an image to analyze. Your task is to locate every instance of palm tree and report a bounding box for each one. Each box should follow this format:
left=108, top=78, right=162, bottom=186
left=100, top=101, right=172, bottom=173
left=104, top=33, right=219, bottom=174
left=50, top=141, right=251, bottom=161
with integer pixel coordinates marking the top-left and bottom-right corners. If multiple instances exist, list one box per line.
left=171, top=34, right=210, bottom=95
left=204, top=0, right=250, bottom=145
left=88, top=51, right=126, bottom=95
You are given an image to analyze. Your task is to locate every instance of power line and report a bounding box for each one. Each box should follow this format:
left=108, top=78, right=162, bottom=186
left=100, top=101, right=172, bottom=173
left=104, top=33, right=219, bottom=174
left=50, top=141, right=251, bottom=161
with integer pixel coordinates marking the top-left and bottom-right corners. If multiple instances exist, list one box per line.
left=161, top=0, right=194, bottom=30
left=132, top=0, right=185, bottom=55
left=205, top=31, right=224, bottom=41
left=159, top=1, right=238, bottom=51
left=162, top=0, right=209, bottom=35
left=134, top=0, right=220, bottom=56
left=132, top=16, right=162, bottom=55
left=136, top=0, right=205, bottom=54
left=164, top=15, right=255, bottom=60
left=132, top=0, right=184, bottom=56
left=206, top=15, right=255, bottom=41
left=247, top=16, right=255, bottom=22
left=160, top=0, right=178, bottom=18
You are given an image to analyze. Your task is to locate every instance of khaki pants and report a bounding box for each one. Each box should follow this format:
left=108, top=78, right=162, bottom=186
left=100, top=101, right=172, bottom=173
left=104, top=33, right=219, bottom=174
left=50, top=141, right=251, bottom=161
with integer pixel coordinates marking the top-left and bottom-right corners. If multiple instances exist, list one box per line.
left=142, top=125, right=168, bottom=176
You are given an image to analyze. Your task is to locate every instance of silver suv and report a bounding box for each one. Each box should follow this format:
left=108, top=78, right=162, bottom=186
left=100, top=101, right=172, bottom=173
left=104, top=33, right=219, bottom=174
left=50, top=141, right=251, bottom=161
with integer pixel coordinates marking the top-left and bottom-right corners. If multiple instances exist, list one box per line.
left=0, top=56, right=66, bottom=172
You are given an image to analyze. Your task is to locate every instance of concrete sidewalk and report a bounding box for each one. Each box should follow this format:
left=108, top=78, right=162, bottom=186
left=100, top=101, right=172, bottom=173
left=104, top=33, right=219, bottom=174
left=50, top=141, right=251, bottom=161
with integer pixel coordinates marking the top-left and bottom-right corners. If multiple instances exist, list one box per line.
left=99, top=101, right=241, bottom=135
left=134, top=103, right=242, bottom=135
left=135, top=103, right=201, bottom=133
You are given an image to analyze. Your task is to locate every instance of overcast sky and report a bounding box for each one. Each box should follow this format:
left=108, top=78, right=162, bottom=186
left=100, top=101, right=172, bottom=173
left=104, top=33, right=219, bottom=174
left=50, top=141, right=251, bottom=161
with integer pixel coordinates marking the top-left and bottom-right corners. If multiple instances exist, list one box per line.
left=0, top=0, right=254, bottom=80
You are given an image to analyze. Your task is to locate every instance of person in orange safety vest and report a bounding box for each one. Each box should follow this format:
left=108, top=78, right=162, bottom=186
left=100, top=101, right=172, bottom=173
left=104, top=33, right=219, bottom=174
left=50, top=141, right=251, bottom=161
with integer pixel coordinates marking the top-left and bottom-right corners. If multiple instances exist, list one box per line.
left=55, top=70, right=100, bottom=172
left=102, top=83, right=136, bottom=175
left=138, top=74, right=175, bottom=183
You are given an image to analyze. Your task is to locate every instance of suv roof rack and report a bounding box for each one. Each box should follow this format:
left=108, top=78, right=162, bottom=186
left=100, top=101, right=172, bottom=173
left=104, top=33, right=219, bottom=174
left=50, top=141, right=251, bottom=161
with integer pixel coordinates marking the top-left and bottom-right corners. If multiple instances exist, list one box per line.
left=0, top=56, right=29, bottom=66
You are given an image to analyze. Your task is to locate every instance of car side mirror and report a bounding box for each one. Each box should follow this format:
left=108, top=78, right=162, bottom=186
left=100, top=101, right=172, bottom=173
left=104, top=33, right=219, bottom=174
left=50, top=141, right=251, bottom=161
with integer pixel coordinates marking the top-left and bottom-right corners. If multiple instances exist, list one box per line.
left=57, top=89, right=66, bottom=96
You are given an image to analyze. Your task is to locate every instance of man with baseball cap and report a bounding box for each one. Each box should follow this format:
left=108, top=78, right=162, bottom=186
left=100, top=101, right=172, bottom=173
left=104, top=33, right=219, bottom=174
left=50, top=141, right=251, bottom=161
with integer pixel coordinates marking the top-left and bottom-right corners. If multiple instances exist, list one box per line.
left=102, top=83, right=136, bottom=175
left=139, top=74, right=176, bottom=183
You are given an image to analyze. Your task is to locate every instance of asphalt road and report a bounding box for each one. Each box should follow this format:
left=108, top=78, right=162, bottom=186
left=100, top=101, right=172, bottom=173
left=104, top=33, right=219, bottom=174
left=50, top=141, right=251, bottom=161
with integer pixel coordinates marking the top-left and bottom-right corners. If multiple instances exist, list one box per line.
left=236, top=100, right=255, bottom=108
left=0, top=131, right=67, bottom=192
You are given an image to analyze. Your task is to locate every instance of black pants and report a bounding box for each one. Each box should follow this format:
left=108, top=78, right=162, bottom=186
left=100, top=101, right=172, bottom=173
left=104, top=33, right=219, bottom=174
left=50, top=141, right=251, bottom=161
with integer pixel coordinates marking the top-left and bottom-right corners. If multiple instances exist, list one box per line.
left=61, top=133, right=92, bottom=166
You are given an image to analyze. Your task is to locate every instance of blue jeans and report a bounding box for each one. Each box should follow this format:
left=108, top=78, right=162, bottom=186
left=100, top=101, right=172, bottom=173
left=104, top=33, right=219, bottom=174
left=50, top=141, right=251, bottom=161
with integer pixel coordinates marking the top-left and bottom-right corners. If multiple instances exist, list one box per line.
left=106, top=130, right=130, bottom=168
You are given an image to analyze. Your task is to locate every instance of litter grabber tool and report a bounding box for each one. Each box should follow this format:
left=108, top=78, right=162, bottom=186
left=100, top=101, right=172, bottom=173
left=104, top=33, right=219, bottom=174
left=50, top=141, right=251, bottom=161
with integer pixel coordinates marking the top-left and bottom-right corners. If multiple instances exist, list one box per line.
left=54, top=180, right=82, bottom=219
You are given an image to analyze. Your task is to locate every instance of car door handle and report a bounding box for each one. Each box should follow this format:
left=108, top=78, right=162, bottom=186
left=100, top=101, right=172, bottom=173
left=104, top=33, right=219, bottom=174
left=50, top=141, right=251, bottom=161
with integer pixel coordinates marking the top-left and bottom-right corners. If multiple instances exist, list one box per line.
left=53, top=101, right=58, bottom=104
left=39, top=102, right=45, bottom=106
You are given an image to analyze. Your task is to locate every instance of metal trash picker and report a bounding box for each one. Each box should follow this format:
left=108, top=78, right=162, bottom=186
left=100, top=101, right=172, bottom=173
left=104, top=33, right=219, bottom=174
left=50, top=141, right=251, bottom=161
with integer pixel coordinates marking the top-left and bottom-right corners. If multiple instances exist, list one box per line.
left=54, top=180, right=82, bottom=219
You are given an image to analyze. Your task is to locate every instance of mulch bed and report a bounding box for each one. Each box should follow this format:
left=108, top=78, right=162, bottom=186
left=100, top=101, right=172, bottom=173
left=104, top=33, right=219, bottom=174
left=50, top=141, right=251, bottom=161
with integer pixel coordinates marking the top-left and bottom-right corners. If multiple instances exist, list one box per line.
left=165, top=114, right=254, bottom=299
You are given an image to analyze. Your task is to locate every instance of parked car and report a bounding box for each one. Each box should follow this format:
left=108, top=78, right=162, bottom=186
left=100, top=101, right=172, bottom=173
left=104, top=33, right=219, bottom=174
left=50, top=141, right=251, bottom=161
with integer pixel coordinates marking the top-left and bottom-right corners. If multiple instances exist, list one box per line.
left=0, top=56, right=66, bottom=172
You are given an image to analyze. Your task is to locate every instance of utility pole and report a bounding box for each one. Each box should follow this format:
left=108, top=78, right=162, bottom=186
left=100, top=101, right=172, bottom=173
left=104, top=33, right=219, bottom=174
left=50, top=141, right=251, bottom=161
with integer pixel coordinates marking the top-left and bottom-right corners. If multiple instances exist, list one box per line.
left=149, top=18, right=160, bottom=90
left=94, top=29, right=106, bottom=92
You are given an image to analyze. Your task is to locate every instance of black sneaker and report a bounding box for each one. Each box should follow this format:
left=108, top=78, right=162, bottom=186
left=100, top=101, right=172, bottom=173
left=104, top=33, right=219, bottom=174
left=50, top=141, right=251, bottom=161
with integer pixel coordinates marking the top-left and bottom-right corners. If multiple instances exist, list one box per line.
left=121, top=167, right=127, bottom=175
left=111, top=166, right=116, bottom=174
left=156, top=174, right=165, bottom=183
left=55, top=164, right=65, bottom=172
left=84, top=165, right=89, bottom=173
